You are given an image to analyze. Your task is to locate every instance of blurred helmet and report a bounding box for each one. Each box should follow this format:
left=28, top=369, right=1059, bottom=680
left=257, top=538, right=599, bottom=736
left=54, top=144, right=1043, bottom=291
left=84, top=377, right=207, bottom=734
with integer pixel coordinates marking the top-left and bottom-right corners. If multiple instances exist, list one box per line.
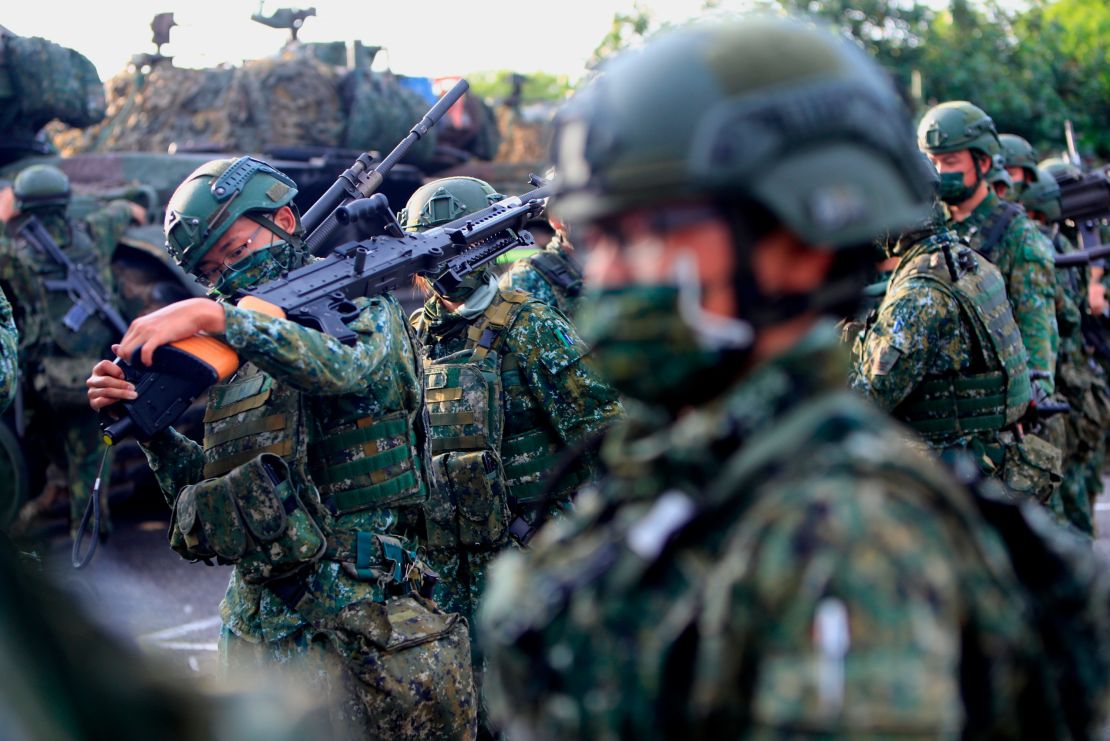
left=1039, top=157, right=1082, bottom=182
left=987, top=153, right=1013, bottom=194
left=163, top=156, right=299, bottom=273
left=1019, top=166, right=1063, bottom=222
left=550, top=17, right=932, bottom=248
left=400, top=176, right=504, bottom=233
left=13, top=164, right=70, bottom=211
left=917, top=101, right=1001, bottom=159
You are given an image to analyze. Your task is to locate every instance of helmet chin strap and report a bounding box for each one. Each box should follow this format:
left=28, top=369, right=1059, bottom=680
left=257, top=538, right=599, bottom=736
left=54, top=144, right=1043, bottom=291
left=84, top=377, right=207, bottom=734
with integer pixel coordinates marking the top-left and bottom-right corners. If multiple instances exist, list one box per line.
left=673, top=252, right=755, bottom=351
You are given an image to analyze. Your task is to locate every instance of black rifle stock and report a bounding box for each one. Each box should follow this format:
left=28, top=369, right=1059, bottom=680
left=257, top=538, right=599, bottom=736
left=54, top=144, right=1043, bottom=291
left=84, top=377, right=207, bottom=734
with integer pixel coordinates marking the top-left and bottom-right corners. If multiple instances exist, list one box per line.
left=1054, top=168, right=1110, bottom=250
left=302, top=79, right=470, bottom=255
left=17, top=216, right=129, bottom=336
left=101, top=181, right=551, bottom=443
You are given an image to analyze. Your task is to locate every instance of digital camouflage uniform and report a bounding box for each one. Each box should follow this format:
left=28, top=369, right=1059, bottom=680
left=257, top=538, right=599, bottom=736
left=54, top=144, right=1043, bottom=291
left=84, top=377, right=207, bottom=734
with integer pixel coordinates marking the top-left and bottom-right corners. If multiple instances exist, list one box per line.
left=497, top=235, right=583, bottom=316
left=483, top=323, right=1110, bottom=738
left=0, top=191, right=133, bottom=534
left=142, top=157, right=476, bottom=740
left=0, top=286, right=16, bottom=413
left=949, top=191, right=1059, bottom=391
left=850, top=228, right=1063, bottom=501
left=482, top=19, right=1110, bottom=739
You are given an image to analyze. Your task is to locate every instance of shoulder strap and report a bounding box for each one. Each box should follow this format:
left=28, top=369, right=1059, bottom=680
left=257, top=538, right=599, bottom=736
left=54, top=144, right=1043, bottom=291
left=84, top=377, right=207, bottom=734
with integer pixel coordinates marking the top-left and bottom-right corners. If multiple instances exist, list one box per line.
left=530, top=250, right=583, bottom=294
left=978, top=201, right=1023, bottom=260
left=464, top=290, right=533, bottom=362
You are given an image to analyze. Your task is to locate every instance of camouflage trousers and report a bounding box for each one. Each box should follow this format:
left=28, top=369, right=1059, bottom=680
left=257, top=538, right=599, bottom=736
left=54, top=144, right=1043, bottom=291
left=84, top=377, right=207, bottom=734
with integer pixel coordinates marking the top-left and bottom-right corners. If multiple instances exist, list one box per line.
left=219, top=593, right=477, bottom=741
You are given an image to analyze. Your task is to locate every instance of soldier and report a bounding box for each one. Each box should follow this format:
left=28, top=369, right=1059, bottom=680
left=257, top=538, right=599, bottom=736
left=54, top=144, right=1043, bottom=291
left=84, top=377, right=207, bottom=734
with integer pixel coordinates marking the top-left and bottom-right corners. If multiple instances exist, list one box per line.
left=498, top=182, right=584, bottom=315
left=0, top=165, right=141, bottom=538
left=0, top=286, right=15, bottom=414
left=478, top=18, right=1110, bottom=739
left=1020, top=166, right=1110, bottom=534
left=403, top=175, right=622, bottom=723
left=988, top=154, right=1014, bottom=199
left=918, top=102, right=1059, bottom=402
left=85, top=157, right=475, bottom=740
left=850, top=187, right=1060, bottom=502
left=1000, top=133, right=1039, bottom=198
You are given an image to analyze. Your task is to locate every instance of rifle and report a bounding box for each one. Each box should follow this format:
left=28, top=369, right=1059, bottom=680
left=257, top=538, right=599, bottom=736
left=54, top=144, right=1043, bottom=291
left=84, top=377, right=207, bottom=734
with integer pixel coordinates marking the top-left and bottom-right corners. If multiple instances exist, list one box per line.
left=17, top=217, right=129, bottom=337
left=99, top=178, right=552, bottom=444
left=302, top=78, right=470, bottom=255
left=1053, top=243, right=1110, bottom=268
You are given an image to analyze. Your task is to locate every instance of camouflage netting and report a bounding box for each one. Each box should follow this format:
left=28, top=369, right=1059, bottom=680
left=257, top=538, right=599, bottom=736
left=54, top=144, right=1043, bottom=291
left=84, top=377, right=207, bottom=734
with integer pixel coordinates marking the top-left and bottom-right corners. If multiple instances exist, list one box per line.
left=50, top=49, right=439, bottom=166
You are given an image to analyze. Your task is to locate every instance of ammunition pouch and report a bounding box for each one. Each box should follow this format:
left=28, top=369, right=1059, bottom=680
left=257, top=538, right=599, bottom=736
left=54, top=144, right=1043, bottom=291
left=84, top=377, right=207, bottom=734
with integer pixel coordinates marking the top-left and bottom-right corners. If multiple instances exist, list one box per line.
left=998, top=432, right=1062, bottom=505
left=33, top=356, right=100, bottom=409
left=169, top=453, right=326, bottom=583
left=320, top=594, right=477, bottom=741
left=426, top=449, right=511, bottom=550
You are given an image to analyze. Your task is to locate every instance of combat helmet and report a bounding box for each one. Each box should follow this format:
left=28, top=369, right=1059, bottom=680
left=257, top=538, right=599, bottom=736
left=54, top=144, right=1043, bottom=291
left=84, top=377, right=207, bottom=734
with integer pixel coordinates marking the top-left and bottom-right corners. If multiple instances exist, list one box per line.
left=1039, top=157, right=1082, bottom=182
left=1019, top=166, right=1062, bottom=222
left=550, top=17, right=931, bottom=248
left=987, top=154, right=1013, bottom=195
left=917, top=101, right=1001, bottom=159
left=1000, top=134, right=1038, bottom=183
left=163, top=156, right=299, bottom=274
left=399, top=176, right=504, bottom=233
left=13, top=164, right=70, bottom=211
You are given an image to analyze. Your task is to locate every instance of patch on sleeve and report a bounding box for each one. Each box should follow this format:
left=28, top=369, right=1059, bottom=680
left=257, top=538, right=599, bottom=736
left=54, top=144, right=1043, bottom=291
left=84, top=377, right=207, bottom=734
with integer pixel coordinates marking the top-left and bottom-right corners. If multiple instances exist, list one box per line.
left=870, top=342, right=903, bottom=376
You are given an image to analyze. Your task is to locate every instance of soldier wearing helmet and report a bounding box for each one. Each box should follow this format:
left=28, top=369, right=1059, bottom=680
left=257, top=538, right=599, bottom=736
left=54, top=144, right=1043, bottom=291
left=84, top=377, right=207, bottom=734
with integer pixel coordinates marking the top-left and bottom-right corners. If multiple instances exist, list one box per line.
left=1020, top=166, right=1110, bottom=536
left=404, top=175, right=622, bottom=732
left=478, top=18, right=1110, bottom=739
left=0, top=164, right=143, bottom=539
left=918, top=102, right=1059, bottom=407
left=1000, top=133, right=1039, bottom=197
left=498, top=169, right=585, bottom=316
left=86, top=156, right=476, bottom=740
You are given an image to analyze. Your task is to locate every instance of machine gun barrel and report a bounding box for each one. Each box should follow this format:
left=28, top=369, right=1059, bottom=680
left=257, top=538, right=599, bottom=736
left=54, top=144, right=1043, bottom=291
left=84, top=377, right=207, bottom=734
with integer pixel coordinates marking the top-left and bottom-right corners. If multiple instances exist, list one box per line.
left=302, top=79, right=470, bottom=254
left=1053, top=243, right=1110, bottom=268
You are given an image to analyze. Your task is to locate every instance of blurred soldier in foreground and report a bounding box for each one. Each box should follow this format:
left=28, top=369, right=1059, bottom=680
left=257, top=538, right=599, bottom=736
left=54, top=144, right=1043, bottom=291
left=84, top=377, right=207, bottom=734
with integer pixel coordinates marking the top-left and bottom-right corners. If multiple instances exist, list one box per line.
left=405, top=175, right=622, bottom=729
left=0, top=286, right=15, bottom=414
left=86, top=157, right=475, bottom=739
left=0, top=165, right=141, bottom=538
left=498, top=179, right=584, bottom=316
left=479, top=18, right=1110, bottom=739
left=919, top=102, right=1059, bottom=400
left=851, top=178, right=1061, bottom=502
left=1020, top=166, right=1110, bottom=534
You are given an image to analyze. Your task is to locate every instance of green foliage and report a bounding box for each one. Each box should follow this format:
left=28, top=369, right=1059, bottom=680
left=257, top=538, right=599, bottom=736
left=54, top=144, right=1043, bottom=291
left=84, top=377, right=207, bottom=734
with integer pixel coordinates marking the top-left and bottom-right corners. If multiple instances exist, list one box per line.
left=690, top=0, right=1110, bottom=158
left=466, top=70, right=572, bottom=104
left=589, top=3, right=655, bottom=69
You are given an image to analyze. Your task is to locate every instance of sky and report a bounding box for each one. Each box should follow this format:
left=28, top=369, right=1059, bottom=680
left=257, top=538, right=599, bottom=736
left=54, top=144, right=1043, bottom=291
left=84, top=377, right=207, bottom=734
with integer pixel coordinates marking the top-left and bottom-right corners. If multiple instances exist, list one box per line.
left=3, top=0, right=708, bottom=83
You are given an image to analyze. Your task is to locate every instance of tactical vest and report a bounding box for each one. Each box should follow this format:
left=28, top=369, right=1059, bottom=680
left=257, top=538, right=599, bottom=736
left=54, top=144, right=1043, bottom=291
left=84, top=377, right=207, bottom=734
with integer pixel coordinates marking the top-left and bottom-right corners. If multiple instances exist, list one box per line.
left=422, top=290, right=582, bottom=549
left=889, top=241, right=1031, bottom=442
left=202, top=363, right=306, bottom=481
left=17, top=215, right=115, bottom=359
left=307, top=399, right=427, bottom=517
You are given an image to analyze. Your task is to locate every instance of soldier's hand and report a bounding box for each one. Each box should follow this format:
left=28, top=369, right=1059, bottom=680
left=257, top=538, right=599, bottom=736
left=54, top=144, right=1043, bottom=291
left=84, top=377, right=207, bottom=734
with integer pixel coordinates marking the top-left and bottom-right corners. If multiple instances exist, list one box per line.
left=1089, top=280, right=1107, bottom=317
left=87, top=359, right=136, bottom=411
left=115, top=298, right=226, bottom=367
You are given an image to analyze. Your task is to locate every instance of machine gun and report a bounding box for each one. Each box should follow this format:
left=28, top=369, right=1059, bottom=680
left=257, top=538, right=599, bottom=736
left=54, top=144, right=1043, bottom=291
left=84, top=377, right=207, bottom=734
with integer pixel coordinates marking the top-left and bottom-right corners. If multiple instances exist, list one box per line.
left=302, top=78, right=470, bottom=255
left=1053, top=167, right=1110, bottom=250
left=1052, top=243, right=1110, bottom=268
left=251, top=5, right=316, bottom=42
left=99, top=178, right=551, bottom=444
left=17, top=217, right=129, bottom=336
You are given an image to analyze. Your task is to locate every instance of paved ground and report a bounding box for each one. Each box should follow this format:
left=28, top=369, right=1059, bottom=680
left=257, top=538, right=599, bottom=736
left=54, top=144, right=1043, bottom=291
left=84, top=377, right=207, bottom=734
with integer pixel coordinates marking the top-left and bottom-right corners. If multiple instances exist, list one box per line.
left=31, top=474, right=1110, bottom=686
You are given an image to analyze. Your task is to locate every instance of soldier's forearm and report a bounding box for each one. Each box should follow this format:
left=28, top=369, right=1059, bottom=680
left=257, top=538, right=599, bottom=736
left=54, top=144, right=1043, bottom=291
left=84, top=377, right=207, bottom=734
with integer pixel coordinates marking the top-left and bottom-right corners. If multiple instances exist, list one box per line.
left=138, top=426, right=205, bottom=508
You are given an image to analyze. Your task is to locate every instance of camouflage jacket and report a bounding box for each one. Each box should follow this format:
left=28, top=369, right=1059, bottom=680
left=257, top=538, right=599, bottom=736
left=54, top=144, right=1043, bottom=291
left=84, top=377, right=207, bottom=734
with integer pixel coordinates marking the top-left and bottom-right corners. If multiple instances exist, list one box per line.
left=1043, top=226, right=1085, bottom=358
left=140, top=294, right=425, bottom=643
left=950, top=191, right=1058, bottom=391
left=0, top=204, right=131, bottom=359
left=0, top=285, right=17, bottom=414
left=480, top=322, right=1106, bottom=738
left=498, top=236, right=583, bottom=316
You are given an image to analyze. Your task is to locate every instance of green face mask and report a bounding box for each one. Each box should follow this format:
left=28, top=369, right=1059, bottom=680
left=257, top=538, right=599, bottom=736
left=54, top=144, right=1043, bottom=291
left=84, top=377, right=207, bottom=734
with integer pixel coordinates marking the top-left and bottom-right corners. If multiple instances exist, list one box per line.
left=213, top=241, right=300, bottom=296
left=938, top=170, right=978, bottom=205
left=576, top=280, right=751, bottom=409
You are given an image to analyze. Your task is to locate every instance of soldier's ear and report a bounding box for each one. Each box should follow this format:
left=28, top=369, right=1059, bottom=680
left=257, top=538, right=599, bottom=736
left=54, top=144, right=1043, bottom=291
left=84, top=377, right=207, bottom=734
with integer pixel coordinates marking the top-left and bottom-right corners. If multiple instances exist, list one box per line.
left=272, top=205, right=297, bottom=233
